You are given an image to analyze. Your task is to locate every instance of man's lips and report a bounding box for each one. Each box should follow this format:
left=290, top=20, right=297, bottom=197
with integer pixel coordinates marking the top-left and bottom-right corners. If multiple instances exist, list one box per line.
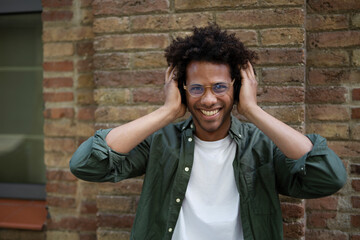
left=200, top=109, right=220, bottom=116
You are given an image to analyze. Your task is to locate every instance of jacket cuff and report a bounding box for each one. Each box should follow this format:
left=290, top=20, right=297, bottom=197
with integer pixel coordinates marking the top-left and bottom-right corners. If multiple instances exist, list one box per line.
left=287, top=134, right=328, bottom=176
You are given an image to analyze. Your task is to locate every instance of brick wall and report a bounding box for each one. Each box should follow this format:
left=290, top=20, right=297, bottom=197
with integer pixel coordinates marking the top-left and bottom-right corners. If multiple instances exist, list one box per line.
left=305, top=1, right=360, bottom=239
left=41, top=0, right=359, bottom=239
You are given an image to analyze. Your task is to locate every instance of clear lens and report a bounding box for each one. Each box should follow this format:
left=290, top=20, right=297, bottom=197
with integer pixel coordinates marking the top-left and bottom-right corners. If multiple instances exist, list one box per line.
left=185, top=82, right=232, bottom=97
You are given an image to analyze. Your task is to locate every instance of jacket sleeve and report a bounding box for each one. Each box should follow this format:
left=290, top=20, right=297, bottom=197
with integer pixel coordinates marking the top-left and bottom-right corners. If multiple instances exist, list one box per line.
left=273, top=134, right=347, bottom=199
left=69, top=129, right=149, bottom=182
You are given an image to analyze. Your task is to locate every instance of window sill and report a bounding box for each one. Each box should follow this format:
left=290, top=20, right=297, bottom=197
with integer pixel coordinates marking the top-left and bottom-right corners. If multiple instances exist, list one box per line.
left=0, top=199, right=47, bottom=231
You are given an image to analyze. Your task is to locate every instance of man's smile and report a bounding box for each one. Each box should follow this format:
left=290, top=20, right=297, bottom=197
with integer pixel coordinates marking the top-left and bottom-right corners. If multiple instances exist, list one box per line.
left=200, top=109, right=220, bottom=116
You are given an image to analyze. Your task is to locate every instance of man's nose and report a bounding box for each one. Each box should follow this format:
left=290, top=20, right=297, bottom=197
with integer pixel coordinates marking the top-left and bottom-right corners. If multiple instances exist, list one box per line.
left=200, top=87, right=217, bottom=106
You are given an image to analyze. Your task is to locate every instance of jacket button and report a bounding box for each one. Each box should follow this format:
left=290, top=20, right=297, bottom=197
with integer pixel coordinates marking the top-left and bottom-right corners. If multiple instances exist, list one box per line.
left=188, top=137, right=193, bottom=142
left=168, top=228, right=173, bottom=232
left=176, top=198, right=181, bottom=203
left=184, top=167, right=189, bottom=172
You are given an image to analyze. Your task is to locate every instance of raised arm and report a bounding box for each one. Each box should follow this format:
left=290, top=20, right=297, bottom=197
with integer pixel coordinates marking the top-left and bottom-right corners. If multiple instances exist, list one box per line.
left=237, top=62, right=313, bottom=159
left=105, top=66, right=186, bottom=154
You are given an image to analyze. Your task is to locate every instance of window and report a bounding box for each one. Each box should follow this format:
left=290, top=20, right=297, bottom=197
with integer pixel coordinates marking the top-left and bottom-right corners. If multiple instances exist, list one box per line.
left=0, top=3, right=44, bottom=200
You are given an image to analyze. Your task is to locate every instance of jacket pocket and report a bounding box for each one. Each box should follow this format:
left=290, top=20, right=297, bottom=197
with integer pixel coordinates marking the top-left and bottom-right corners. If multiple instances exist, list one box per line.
left=249, top=163, right=280, bottom=215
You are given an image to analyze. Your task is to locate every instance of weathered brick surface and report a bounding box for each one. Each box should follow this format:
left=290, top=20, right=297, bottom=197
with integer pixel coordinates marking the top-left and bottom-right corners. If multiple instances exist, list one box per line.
left=40, top=0, right=359, bottom=239
left=93, top=0, right=169, bottom=16
left=43, top=108, right=75, bottom=119
left=217, top=8, right=304, bottom=28
left=94, top=34, right=170, bottom=52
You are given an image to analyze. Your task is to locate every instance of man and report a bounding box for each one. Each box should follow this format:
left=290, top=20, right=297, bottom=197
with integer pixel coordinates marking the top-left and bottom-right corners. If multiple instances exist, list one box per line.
left=70, top=24, right=347, bottom=239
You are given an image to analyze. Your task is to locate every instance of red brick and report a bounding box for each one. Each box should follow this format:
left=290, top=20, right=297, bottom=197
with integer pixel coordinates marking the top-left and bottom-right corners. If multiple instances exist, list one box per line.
left=283, top=222, right=305, bottom=239
left=43, top=92, right=74, bottom=102
left=42, top=0, right=73, bottom=8
left=256, top=48, right=304, bottom=65
left=43, top=108, right=74, bottom=119
left=93, top=53, right=130, bottom=70
left=80, top=201, right=98, bottom=214
left=76, top=42, right=94, bottom=57
left=133, top=87, right=165, bottom=104
left=43, top=61, right=74, bottom=72
left=307, top=105, right=350, bottom=121
left=309, top=31, right=360, bottom=48
left=351, top=215, right=360, bottom=227
left=47, top=216, right=97, bottom=231
left=281, top=202, right=304, bottom=219
left=262, top=67, right=304, bottom=84
left=306, top=14, right=348, bottom=31
left=94, top=70, right=164, bottom=87
left=352, top=196, right=360, bottom=208
left=328, top=141, right=360, bottom=158
left=307, top=50, right=349, bottom=67
left=307, top=212, right=337, bottom=228
left=80, top=233, right=96, bottom=240
left=80, top=0, right=92, bottom=7
left=308, top=69, right=358, bottom=85
left=351, top=164, right=360, bottom=175
left=93, top=0, right=169, bottom=16
left=306, top=196, right=338, bottom=210
left=351, top=235, right=360, bottom=240
left=306, top=86, right=347, bottom=104
left=46, top=169, right=77, bottom=181
left=217, top=8, right=304, bottom=28
left=352, top=180, right=360, bottom=191
left=353, top=89, right=360, bottom=101
left=43, top=77, right=73, bottom=88
left=77, top=107, right=96, bottom=120
left=258, top=86, right=304, bottom=103
left=306, top=229, right=347, bottom=240
left=307, top=0, right=360, bottom=13
left=77, top=58, right=93, bottom=72
left=97, top=213, right=135, bottom=228
left=352, top=108, right=360, bottom=119
left=47, top=196, right=76, bottom=208
left=42, top=10, right=73, bottom=21
left=46, top=182, right=77, bottom=195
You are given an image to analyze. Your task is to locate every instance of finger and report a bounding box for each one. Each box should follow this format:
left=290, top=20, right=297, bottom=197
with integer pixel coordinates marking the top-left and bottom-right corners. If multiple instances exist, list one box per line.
left=240, top=64, right=250, bottom=82
left=165, top=65, right=174, bottom=83
left=247, top=62, right=256, bottom=80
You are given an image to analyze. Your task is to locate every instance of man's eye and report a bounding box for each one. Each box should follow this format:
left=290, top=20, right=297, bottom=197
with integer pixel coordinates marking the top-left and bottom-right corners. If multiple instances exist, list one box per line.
left=213, top=83, right=227, bottom=90
left=190, top=85, right=203, bottom=92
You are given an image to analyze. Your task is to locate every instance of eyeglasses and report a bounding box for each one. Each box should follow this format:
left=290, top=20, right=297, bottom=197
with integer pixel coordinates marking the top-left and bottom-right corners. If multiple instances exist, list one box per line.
left=183, top=81, right=234, bottom=98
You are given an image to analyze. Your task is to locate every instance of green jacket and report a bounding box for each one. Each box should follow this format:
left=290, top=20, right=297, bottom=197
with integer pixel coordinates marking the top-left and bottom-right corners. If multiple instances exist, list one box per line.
left=70, top=116, right=347, bottom=240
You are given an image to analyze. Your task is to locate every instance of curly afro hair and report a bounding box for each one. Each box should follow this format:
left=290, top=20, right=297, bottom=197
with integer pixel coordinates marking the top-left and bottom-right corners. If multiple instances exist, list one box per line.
left=165, top=23, right=257, bottom=106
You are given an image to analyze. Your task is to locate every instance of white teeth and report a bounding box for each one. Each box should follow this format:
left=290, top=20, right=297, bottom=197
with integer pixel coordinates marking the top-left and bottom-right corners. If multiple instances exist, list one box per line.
left=201, top=109, right=219, bottom=116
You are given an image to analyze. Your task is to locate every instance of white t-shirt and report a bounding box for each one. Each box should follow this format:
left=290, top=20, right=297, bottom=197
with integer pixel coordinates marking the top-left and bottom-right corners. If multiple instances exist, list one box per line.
left=172, top=135, right=244, bottom=240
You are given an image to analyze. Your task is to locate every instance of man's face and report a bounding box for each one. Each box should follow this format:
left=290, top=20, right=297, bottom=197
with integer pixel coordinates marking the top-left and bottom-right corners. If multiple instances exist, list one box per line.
left=185, top=61, right=234, bottom=141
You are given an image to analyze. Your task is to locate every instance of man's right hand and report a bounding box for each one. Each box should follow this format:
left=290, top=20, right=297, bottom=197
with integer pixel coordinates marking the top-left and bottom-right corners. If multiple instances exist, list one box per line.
left=163, top=66, right=186, bottom=121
